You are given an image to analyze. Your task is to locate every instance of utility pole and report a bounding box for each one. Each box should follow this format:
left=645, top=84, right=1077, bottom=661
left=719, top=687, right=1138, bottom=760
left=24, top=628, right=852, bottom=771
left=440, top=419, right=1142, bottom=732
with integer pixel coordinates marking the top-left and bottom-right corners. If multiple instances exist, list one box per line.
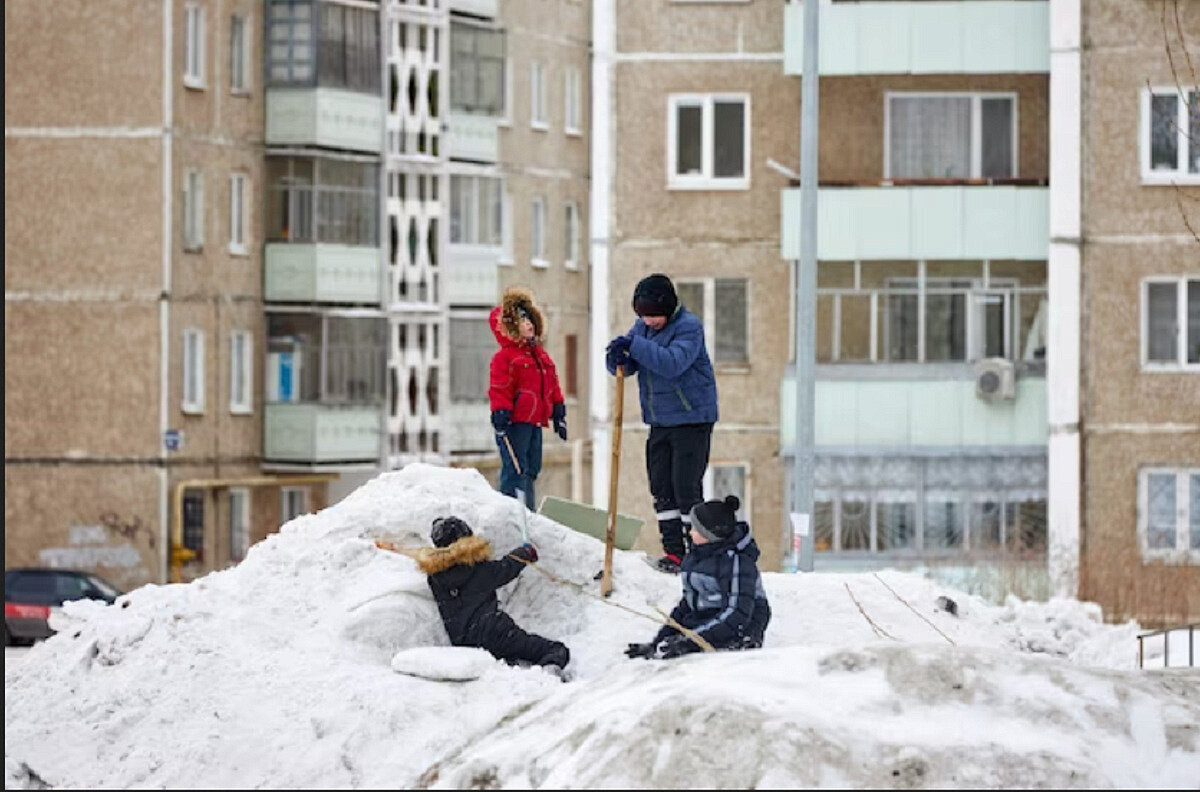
left=790, top=0, right=819, bottom=573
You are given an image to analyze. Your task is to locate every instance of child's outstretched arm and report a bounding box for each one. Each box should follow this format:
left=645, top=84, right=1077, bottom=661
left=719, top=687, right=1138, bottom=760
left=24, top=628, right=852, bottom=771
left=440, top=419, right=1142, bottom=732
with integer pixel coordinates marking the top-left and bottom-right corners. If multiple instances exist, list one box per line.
left=475, top=545, right=536, bottom=591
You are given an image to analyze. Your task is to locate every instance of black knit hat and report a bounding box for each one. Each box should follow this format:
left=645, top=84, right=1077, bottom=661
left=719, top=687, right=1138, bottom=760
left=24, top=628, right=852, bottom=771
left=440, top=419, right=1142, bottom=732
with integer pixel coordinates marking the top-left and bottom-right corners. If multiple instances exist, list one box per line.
left=431, top=516, right=473, bottom=548
left=632, top=274, right=678, bottom=318
left=691, top=496, right=741, bottom=541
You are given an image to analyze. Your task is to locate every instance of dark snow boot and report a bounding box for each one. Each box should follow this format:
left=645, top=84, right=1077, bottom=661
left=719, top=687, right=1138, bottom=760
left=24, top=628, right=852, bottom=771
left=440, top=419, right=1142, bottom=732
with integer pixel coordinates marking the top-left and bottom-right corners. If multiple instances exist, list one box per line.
left=536, top=644, right=570, bottom=676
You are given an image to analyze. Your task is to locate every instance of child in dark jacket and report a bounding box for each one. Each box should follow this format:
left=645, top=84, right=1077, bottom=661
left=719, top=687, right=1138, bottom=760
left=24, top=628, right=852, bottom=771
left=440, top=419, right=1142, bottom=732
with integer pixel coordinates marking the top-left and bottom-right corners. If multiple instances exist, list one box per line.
left=624, top=496, right=771, bottom=660
left=419, top=516, right=570, bottom=671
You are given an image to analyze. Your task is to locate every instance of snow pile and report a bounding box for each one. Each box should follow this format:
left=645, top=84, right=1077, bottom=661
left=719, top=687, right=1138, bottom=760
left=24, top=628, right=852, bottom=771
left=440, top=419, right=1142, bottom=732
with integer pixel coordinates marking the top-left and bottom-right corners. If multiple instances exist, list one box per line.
left=5, top=465, right=1199, bottom=789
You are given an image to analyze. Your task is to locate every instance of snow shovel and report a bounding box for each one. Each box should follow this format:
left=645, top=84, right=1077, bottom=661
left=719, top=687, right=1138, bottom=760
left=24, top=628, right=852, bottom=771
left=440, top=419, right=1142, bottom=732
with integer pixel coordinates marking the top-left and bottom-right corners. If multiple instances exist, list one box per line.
left=600, top=365, right=626, bottom=598
left=501, top=433, right=531, bottom=543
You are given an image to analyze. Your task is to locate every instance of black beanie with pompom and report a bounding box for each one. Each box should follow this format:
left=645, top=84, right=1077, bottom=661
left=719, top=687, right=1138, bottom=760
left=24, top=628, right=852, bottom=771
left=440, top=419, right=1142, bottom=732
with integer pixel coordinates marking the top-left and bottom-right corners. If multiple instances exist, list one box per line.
left=691, top=495, right=741, bottom=542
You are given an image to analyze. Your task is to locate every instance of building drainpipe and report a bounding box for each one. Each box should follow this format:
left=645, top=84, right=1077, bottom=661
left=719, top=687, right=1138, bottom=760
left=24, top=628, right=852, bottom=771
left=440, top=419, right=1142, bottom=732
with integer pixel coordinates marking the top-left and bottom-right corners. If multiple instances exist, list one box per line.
left=159, top=0, right=175, bottom=584
left=589, top=0, right=615, bottom=509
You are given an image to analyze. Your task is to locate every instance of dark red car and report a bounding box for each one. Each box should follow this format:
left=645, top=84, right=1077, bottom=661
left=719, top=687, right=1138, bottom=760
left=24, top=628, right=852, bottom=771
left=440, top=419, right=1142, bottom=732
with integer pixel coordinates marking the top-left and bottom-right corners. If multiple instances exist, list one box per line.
left=4, top=568, right=121, bottom=645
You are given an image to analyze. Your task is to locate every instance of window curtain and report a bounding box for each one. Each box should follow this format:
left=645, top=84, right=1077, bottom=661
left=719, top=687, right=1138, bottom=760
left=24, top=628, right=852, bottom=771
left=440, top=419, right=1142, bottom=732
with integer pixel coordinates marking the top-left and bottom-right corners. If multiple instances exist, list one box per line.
left=889, top=96, right=971, bottom=179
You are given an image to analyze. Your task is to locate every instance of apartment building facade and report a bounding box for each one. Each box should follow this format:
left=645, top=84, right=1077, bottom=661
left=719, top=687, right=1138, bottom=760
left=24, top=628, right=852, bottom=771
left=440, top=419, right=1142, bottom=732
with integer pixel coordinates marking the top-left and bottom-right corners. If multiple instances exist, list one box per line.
left=1051, top=0, right=1199, bottom=625
left=5, top=0, right=330, bottom=589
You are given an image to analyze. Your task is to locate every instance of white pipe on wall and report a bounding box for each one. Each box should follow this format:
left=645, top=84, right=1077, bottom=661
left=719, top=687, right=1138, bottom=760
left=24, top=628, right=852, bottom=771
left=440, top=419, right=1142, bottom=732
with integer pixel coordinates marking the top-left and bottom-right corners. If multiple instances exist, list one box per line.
left=158, top=0, right=174, bottom=584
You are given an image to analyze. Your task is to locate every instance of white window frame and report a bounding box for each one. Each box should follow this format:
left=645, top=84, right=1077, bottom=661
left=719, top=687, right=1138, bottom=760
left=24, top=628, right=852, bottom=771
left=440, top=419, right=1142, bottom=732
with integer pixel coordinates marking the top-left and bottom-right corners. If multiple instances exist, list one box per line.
left=883, top=91, right=1020, bottom=180
left=1140, top=86, right=1200, bottom=185
left=565, top=67, right=581, bottom=136
left=499, top=188, right=514, bottom=266
left=530, top=61, right=548, bottom=130
left=676, top=276, right=751, bottom=367
left=703, top=462, right=752, bottom=525
left=184, top=3, right=206, bottom=89
left=281, top=487, right=308, bottom=523
left=1137, top=467, right=1200, bottom=564
left=182, top=328, right=206, bottom=414
left=667, top=93, right=751, bottom=191
left=564, top=201, right=580, bottom=270
left=184, top=169, right=205, bottom=251
left=449, top=171, right=504, bottom=249
left=498, top=55, right=513, bottom=127
left=531, top=196, right=548, bottom=267
left=1141, top=276, right=1200, bottom=371
left=229, top=330, right=253, bottom=414
left=228, top=173, right=248, bottom=254
left=229, top=488, right=250, bottom=562
left=230, top=13, right=251, bottom=94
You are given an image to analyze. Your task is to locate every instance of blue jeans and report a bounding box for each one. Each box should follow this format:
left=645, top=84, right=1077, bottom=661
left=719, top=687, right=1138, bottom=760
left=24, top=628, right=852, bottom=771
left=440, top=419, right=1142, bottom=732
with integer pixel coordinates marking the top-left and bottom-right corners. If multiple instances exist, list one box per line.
left=497, top=422, right=542, bottom=509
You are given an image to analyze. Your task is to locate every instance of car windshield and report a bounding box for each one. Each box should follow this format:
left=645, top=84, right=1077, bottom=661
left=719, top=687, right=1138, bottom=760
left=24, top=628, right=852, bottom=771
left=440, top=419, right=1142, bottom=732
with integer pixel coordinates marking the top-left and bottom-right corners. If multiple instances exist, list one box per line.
left=86, top=575, right=121, bottom=599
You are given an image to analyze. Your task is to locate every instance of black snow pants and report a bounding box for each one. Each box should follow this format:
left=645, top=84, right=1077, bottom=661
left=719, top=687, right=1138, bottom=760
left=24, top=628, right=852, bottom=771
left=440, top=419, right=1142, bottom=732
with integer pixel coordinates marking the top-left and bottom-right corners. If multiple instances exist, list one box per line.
left=646, top=423, right=713, bottom=559
left=472, top=611, right=569, bottom=668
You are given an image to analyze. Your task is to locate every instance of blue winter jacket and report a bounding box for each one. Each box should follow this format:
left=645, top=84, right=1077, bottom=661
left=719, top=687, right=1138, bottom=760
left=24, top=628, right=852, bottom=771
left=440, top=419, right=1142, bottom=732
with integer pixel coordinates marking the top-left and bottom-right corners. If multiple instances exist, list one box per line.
left=655, top=526, right=771, bottom=648
left=606, top=307, right=718, bottom=427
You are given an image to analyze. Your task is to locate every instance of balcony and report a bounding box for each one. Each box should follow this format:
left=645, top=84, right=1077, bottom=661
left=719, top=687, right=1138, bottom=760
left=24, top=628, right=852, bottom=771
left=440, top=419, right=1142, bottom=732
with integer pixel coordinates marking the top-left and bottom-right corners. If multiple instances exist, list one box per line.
left=264, top=243, right=383, bottom=305
left=264, top=404, right=382, bottom=464
left=445, top=245, right=501, bottom=305
left=784, top=0, right=1049, bottom=76
left=443, top=401, right=494, bottom=454
left=266, top=88, right=383, bottom=154
left=448, top=112, right=500, bottom=163
left=780, top=373, right=1047, bottom=449
left=780, top=183, right=1048, bottom=261
left=449, top=0, right=498, bottom=19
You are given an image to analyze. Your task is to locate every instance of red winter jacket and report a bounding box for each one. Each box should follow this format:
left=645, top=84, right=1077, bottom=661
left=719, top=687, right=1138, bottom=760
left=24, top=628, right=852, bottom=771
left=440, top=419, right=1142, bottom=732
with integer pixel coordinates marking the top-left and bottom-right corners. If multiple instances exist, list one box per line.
left=487, top=292, right=564, bottom=427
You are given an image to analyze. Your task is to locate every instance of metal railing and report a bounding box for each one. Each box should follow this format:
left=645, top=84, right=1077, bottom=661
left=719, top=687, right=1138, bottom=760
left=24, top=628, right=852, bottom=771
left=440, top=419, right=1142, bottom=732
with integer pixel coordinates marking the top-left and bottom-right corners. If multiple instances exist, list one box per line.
left=1137, top=623, right=1197, bottom=669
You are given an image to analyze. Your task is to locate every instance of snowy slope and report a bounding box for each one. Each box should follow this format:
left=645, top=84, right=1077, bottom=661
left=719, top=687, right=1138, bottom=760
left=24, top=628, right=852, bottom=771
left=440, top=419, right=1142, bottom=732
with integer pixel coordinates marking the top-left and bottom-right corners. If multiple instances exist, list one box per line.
left=5, top=466, right=1198, bottom=789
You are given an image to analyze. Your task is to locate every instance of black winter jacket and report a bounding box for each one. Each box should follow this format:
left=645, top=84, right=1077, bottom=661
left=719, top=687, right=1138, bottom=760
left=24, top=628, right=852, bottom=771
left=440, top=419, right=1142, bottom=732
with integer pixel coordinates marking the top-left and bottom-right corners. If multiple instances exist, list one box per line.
left=418, top=536, right=534, bottom=645
left=656, top=525, right=771, bottom=648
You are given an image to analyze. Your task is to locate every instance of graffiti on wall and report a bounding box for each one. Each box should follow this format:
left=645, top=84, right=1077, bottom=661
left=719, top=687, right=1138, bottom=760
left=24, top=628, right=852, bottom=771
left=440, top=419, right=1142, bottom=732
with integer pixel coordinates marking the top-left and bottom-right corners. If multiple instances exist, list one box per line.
left=38, top=513, right=153, bottom=585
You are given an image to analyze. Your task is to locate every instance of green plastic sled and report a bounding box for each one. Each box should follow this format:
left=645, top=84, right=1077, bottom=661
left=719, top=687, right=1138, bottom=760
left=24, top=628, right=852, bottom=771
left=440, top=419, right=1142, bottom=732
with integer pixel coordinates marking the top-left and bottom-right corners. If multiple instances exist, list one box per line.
left=538, top=495, right=643, bottom=551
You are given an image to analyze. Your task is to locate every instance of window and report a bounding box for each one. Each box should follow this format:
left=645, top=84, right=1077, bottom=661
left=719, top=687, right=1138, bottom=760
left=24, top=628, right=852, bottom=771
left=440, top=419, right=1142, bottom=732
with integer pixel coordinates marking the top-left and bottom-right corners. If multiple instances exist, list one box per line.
left=183, top=490, right=205, bottom=562
left=266, top=157, right=379, bottom=246
left=229, top=489, right=250, bottom=562
left=450, top=22, right=505, bottom=115
left=184, top=3, right=206, bottom=88
left=565, top=67, right=581, bottom=134
left=230, top=14, right=250, bottom=93
left=531, top=196, right=547, bottom=266
left=1138, top=468, right=1200, bottom=561
left=531, top=61, right=547, bottom=129
left=184, top=170, right=205, bottom=250
left=282, top=487, right=308, bottom=523
left=677, top=278, right=749, bottom=365
left=1142, top=277, right=1200, bottom=369
left=668, top=94, right=749, bottom=189
left=1142, top=87, right=1200, bottom=182
left=182, top=329, right=205, bottom=413
left=705, top=463, right=748, bottom=521
left=886, top=93, right=1017, bottom=179
left=229, top=173, right=247, bottom=253
left=564, top=201, right=580, bottom=269
left=564, top=334, right=578, bottom=398
left=266, top=315, right=386, bottom=404
left=230, top=330, right=253, bottom=413
left=449, top=315, right=493, bottom=402
left=449, top=175, right=503, bottom=246
left=267, top=0, right=315, bottom=85
left=317, top=3, right=380, bottom=93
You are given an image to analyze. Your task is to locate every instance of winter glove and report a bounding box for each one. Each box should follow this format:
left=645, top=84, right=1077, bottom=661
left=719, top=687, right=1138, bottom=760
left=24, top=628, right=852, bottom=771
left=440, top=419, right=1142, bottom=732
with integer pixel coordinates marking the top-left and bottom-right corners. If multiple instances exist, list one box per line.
left=511, top=543, right=538, bottom=564
left=624, top=642, right=657, bottom=659
left=491, top=409, right=512, bottom=436
left=656, top=634, right=701, bottom=660
left=605, top=336, right=632, bottom=369
left=551, top=403, right=567, bottom=441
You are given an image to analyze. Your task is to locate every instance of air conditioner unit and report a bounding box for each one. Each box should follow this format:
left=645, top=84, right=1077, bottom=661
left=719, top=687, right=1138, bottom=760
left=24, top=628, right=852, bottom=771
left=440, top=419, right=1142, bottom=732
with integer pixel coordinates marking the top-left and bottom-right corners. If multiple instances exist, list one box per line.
left=975, top=358, right=1015, bottom=402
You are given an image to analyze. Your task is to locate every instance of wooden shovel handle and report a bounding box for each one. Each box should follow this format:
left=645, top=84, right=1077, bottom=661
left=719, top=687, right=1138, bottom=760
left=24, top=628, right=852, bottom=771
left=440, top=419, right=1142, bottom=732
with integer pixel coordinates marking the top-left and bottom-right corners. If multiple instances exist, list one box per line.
left=601, top=365, right=625, bottom=597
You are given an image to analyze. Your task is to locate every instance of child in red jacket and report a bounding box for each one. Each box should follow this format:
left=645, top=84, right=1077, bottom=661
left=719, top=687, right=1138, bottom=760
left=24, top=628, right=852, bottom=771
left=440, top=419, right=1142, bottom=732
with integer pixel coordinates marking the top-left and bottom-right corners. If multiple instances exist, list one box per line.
left=488, top=287, right=567, bottom=509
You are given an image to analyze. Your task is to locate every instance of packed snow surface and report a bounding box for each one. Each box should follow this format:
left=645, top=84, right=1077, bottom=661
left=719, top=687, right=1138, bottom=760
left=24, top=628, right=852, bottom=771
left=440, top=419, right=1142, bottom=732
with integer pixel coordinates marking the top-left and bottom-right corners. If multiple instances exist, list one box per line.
left=5, top=466, right=1199, bottom=788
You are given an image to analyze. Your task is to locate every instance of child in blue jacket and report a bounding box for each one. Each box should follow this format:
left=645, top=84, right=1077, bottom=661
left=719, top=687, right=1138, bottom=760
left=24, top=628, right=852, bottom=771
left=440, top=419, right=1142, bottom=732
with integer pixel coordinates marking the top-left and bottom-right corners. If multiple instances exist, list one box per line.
left=624, top=495, right=771, bottom=659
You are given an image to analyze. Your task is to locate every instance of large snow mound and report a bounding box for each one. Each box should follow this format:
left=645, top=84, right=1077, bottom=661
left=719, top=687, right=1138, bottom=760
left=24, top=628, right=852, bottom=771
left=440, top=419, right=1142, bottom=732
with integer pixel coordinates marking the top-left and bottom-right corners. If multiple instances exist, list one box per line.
left=5, top=465, right=1199, bottom=788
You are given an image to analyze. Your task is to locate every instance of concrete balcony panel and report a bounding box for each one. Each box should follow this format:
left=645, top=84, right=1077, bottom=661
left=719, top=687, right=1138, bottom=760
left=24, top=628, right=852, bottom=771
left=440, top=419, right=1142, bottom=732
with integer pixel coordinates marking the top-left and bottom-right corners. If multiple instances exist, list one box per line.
left=449, top=0, right=497, bottom=18
left=781, top=185, right=1048, bottom=261
left=264, top=403, right=383, bottom=464
left=266, top=88, right=383, bottom=153
left=445, top=245, right=501, bottom=306
left=448, top=112, right=500, bottom=163
left=785, top=1, right=1049, bottom=76
left=265, top=243, right=383, bottom=305
left=780, top=371, right=1047, bottom=449
left=443, top=401, right=494, bottom=454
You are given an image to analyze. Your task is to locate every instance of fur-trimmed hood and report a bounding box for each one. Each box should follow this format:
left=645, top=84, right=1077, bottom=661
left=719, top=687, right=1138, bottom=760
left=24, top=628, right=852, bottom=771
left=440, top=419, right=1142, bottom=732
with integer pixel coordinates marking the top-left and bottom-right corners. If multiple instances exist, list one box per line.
left=489, top=286, right=547, bottom=348
left=417, top=534, right=493, bottom=575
